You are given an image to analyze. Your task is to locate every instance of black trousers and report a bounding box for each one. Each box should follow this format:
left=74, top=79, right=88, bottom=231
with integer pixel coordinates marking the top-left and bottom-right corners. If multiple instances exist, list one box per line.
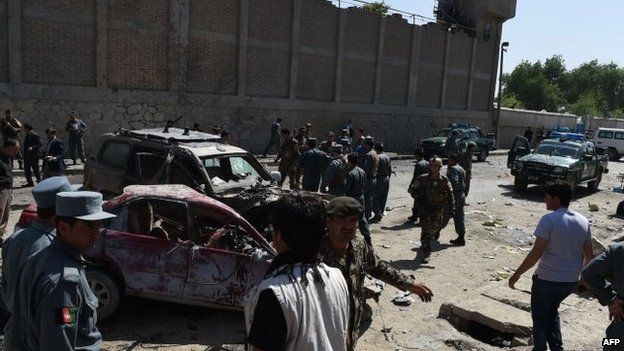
left=24, top=156, right=41, bottom=184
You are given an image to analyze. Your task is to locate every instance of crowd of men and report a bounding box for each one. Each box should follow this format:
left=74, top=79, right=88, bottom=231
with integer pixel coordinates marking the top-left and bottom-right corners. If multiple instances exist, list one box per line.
left=0, top=115, right=622, bottom=351
left=0, top=110, right=89, bottom=241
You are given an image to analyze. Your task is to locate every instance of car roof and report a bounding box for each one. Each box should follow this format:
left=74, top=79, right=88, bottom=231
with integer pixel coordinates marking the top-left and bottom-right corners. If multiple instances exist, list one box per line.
left=116, top=128, right=221, bottom=142
left=108, top=185, right=245, bottom=219
left=542, top=138, right=585, bottom=147
left=179, top=142, right=249, bottom=157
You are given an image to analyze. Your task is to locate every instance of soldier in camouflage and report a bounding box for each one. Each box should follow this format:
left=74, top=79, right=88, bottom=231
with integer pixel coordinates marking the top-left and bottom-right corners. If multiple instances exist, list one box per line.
left=459, top=141, right=475, bottom=197
left=371, top=142, right=391, bottom=223
left=321, top=145, right=347, bottom=196
left=408, top=149, right=430, bottom=222
left=320, top=197, right=433, bottom=351
left=444, top=154, right=467, bottom=246
left=362, top=139, right=379, bottom=220
left=410, top=157, right=454, bottom=263
left=275, top=128, right=301, bottom=189
left=319, top=131, right=335, bottom=153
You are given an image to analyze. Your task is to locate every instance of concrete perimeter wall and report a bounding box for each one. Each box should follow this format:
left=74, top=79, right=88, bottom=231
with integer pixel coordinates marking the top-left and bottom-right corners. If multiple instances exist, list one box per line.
left=0, top=0, right=500, bottom=153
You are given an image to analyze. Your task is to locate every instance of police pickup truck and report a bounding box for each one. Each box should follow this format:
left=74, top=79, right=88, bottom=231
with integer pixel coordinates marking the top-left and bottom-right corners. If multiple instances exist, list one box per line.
left=507, top=132, right=608, bottom=193
left=419, top=123, right=495, bottom=161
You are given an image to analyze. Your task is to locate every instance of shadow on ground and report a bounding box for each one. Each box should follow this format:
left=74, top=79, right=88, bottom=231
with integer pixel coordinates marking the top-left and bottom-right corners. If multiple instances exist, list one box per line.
left=497, top=183, right=597, bottom=203
left=100, top=297, right=245, bottom=348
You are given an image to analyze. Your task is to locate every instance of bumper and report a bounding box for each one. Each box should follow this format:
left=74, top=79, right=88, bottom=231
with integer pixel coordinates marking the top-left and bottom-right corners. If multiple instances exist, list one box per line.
left=511, top=169, right=571, bottom=185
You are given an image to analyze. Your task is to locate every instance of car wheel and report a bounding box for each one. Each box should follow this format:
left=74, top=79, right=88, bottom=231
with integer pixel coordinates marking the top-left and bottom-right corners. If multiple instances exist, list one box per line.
left=477, top=149, right=488, bottom=162
left=608, top=148, right=619, bottom=161
left=569, top=177, right=578, bottom=194
left=87, top=269, right=121, bottom=321
left=588, top=169, right=602, bottom=192
left=514, top=178, right=527, bottom=192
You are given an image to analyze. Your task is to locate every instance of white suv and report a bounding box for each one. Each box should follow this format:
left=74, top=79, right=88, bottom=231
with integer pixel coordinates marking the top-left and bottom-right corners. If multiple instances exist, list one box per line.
left=594, top=128, right=624, bottom=161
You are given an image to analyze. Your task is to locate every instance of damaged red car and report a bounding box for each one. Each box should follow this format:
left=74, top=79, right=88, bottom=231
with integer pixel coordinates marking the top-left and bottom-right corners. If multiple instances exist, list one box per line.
left=17, top=184, right=276, bottom=320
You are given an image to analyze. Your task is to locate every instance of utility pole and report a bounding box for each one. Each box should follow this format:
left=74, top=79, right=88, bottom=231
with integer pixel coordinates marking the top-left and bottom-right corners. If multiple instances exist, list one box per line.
left=495, top=41, right=509, bottom=149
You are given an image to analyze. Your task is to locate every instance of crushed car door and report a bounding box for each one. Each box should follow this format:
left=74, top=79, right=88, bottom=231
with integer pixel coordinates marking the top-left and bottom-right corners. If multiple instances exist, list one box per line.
left=507, top=136, right=530, bottom=168
left=135, top=151, right=172, bottom=185
left=87, top=141, right=132, bottom=194
left=103, top=199, right=192, bottom=300
left=183, top=204, right=272, bottom=308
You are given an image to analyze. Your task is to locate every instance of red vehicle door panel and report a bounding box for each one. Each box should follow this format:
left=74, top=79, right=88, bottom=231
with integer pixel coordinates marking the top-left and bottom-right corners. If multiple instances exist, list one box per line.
left=104, top=230, right=190, bottom=299
left=184, top=246, right=269, bottom=308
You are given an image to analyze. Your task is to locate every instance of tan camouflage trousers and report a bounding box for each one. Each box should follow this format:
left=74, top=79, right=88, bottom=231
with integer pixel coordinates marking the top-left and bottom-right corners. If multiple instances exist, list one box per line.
left=420, top=208, right=444, bottom=249
left=278, top=163, right=300, bottom=189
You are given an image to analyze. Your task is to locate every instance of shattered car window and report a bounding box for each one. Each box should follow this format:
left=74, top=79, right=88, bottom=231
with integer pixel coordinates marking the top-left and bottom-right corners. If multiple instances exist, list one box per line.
left=535, top=143, right=581, bottom=158
left=192, top=205, right=270, bottom=259
left=201, top=155, right=268, bottom=190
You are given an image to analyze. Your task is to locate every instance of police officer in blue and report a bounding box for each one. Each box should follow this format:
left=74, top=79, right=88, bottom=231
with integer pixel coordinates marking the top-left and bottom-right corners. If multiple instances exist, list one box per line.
left=12, top=191, right=115, bottom=351
left=320, top=145, right=347, bottom=196
left=344, top=152, right=372, bottom=245
left=299, top=138, right=329, bottom=192
left=444, top=154, right=467, bottom=246
left=1, top=177, right=80, bottom=347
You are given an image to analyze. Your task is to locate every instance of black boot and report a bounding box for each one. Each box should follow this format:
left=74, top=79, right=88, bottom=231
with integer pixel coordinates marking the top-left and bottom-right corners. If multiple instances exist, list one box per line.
left=450, top=236, right=465, bottom=246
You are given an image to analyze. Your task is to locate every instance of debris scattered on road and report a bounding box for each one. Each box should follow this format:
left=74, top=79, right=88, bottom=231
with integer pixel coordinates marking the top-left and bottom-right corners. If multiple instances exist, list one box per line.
left=382, top=244, right=391, bottom=249
left=482, top=254, right=496, bottom=259
left=589, top=203, right=600, bottom=212
left=483, top=219, right=506, bottom=227
left=505, top=202, right=514, bottom=206
left=392, top=292, right=415, bottom=306
left=386, top=205, right=406, bottom=211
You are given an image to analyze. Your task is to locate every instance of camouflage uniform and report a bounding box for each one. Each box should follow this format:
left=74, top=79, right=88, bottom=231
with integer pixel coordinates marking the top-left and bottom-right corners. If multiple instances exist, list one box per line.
left=319, top=235, right=414, bottom=351
left=458, top=149, right=473, bottom=196
left=362, top=150, right=379, bottom=219
left=408, top=159, right=430, bottom=220
left=410, top=173, right=454, bottom=254
left=277, top=137, right=301, bottom=189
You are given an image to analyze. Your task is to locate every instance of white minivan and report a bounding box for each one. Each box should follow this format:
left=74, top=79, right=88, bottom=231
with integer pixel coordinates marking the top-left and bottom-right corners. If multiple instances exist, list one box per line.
left=594, top=127, right=624, bottom=160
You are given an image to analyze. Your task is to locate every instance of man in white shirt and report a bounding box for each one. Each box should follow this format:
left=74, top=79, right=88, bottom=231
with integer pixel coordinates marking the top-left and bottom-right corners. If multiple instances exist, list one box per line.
left=508, top=181, right=594, bottom=351
left=245, top=193, right=349, bottom=351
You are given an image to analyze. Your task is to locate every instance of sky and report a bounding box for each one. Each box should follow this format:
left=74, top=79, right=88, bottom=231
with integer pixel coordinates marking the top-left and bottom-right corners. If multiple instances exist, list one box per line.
left=374, top=0, right=624, bottom=74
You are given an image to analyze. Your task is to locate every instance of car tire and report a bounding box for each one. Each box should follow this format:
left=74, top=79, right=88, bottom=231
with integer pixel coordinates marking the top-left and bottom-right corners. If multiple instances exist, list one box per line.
left=588, top=169, right=602, bottom=192
left=608, top=148, right=620, bottom=161
left=87, top=269, right=121, bottom=321
left=569, top=177, right=578, bottom=194
left=477, top=149, right=488, bottom=162
left=514, top=178, right=527, bottom=192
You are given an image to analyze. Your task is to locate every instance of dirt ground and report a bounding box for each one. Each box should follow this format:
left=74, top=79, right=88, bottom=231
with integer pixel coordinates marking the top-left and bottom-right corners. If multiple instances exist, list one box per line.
left=4, top=155, right=624, bottom=351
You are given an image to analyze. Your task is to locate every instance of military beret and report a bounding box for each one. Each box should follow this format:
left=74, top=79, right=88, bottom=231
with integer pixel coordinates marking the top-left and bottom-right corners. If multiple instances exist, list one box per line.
left=32, top=177, right=81, bottom=209
left=374, top=142, right=384, bottom=150
left=326, top=197, right=363, bottom=216
left=430, top=157, right=443, bottom=166
left=45, top=127, right=56, bottom=133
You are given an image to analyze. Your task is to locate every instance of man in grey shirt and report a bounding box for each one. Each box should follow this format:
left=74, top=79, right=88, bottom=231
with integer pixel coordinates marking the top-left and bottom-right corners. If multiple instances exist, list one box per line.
left=582, top=242, right=624, bottom=350
left=508, top=181, right=593, bottom=351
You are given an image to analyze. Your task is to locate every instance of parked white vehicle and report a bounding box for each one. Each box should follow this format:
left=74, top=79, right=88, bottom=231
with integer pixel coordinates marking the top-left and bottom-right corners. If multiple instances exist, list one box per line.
left=594, top=127, right=624, bottom=161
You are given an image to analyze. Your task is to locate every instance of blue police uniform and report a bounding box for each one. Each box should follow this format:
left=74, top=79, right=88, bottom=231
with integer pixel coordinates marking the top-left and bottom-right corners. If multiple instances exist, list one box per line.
left=1, top=176, right=78, bottom=348
left=321, top=156, right=346, bottom=196
left=444, top=164, right=466, bottom=240
left=299, top=146, right=329, bottom=192
left=11, top=191, right=114, bottom=351
left=344, top=165, right=371, bottom=245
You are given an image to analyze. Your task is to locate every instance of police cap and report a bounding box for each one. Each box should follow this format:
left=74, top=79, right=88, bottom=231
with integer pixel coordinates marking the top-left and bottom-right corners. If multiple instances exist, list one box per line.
left=430, top=157, right=443, bottom=166
left=326, top=197, right=363, bottom=217
left=32, top=177, right=81, bottom=209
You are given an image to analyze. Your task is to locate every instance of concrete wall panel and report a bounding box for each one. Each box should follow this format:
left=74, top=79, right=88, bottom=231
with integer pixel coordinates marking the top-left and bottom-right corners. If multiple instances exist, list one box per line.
left=107, top=0, right=169, bottom=91
left=22, top=0, right=96, bottom=86
left=0, top=0, right=10, bottom=82
left=297, top=53, right=335, bottom=101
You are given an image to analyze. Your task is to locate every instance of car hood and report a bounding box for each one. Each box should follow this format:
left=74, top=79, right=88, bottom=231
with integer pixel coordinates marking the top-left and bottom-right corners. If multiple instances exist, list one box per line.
left=518, top=154, right=578, bottom=167
left=421, top=137, right=447, bottom=144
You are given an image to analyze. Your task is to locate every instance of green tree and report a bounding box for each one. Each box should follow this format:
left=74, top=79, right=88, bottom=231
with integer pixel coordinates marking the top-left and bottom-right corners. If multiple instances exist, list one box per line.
left=363, top=1, right=389, bottom=15
left=503, top=60, right=563, bottom=111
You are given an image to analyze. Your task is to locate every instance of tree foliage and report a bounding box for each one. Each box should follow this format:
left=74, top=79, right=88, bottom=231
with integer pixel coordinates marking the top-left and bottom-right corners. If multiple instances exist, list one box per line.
left=362, top=1, right=389, bottom=16
left=502, top=55, right=624, bottom=118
